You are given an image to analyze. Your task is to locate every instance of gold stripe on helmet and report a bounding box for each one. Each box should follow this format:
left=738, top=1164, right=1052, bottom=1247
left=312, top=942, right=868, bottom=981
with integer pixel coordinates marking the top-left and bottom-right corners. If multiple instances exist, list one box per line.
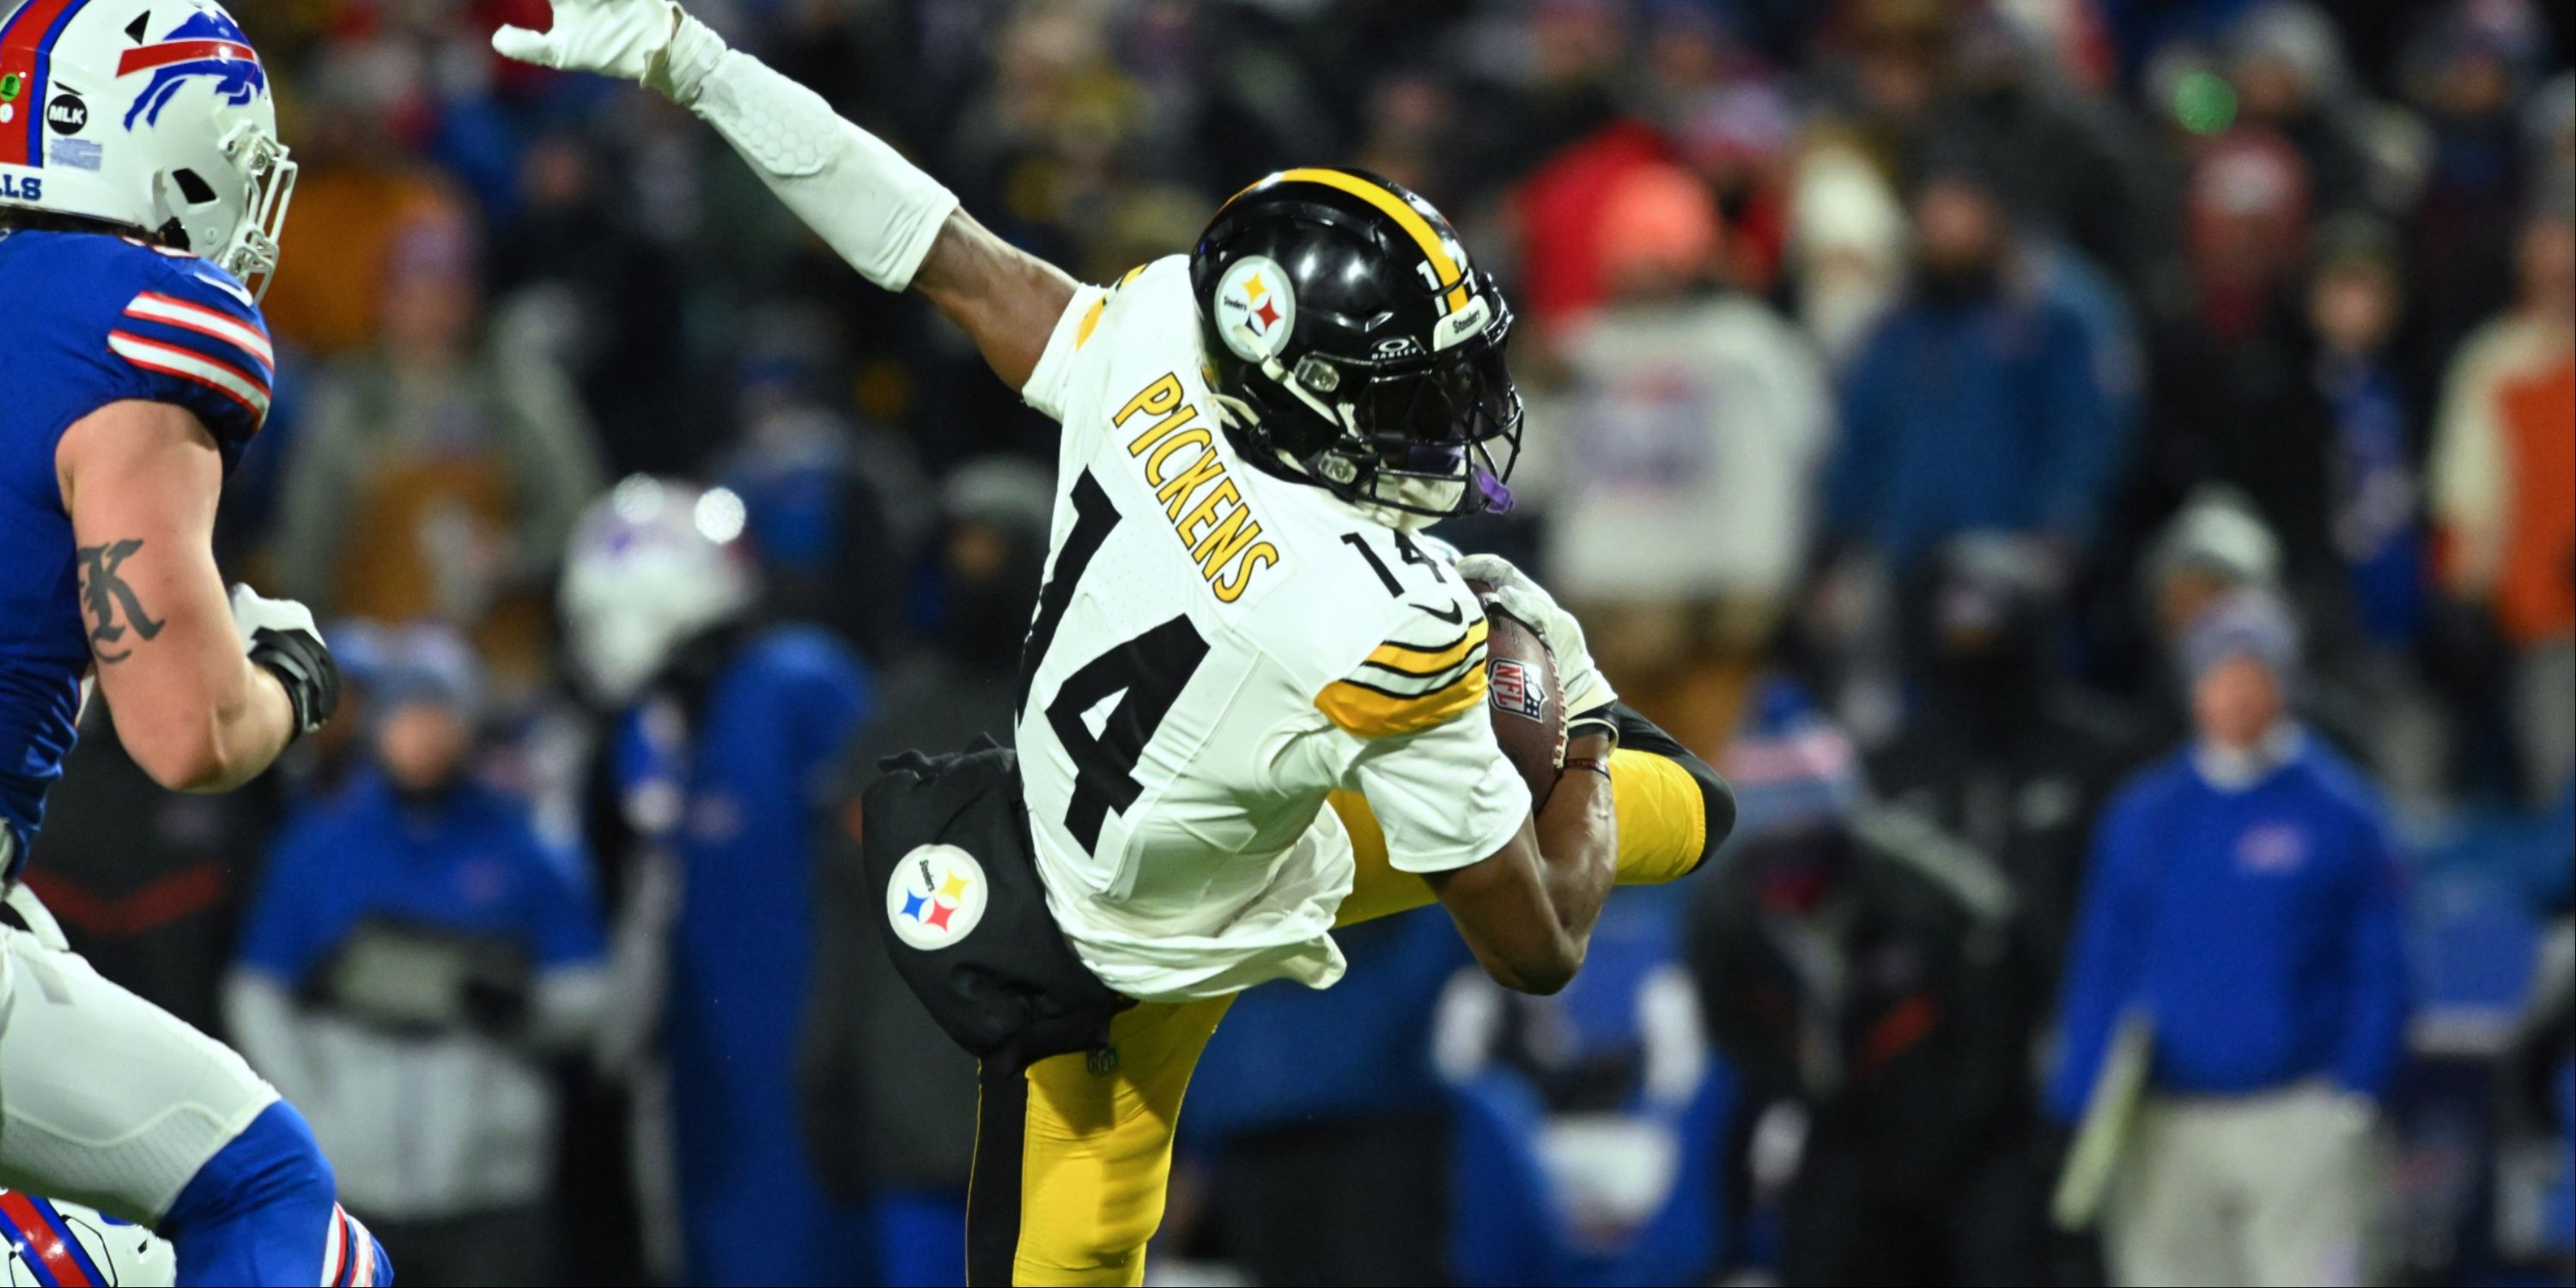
left=1224, top=168, right=1473, bottom=313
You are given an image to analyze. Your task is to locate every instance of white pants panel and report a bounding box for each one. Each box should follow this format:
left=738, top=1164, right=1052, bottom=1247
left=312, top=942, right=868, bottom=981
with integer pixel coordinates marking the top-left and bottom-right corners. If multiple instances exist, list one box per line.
left=0, top=890, right=279, bottom=1224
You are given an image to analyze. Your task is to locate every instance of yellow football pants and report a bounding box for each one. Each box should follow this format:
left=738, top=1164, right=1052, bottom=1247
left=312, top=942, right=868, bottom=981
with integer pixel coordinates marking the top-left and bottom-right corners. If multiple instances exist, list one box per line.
left=974, top=749, right=1710, bottom=1285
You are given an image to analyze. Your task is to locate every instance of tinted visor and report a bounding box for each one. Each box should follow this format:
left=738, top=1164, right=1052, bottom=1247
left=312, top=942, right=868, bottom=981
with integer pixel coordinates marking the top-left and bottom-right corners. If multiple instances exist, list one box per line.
left=1350, top=331, right=1522, bottom=453
left=1343, top=312, right=1522, bottom=515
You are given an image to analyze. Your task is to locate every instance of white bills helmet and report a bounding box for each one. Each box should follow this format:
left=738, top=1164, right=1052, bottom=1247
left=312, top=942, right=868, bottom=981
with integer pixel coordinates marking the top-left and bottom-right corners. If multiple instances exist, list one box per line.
left=0, top=0, right=295, bottom=296
left=1, top=1189, right=175, bottom=1286
left=560, top=476, right=758, bottom=707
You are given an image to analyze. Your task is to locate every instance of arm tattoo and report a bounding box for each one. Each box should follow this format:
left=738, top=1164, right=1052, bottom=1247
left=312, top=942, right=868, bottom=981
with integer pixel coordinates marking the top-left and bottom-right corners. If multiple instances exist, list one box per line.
left=76, top=538, right=166, bottom=663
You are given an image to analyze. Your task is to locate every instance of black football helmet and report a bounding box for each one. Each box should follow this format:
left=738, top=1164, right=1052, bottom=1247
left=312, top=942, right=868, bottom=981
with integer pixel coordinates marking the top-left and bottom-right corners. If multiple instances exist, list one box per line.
left=1191, top=168, right=1522, bottom=523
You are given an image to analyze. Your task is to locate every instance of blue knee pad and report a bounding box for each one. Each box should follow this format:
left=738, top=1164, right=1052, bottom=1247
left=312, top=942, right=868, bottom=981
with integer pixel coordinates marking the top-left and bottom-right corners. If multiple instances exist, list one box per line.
left=160, top=1101, right=392, bottom=1286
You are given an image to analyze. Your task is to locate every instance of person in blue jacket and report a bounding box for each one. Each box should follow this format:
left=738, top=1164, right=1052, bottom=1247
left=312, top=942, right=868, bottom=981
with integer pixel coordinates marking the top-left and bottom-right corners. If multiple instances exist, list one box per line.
left=1825, top=150, right=2134, bottom=575
left=227, top=623, right=610, bottom=1285
left=2049, top=586, right=2410, bottom=1287
left=559, top=477, right=874, bottom=1286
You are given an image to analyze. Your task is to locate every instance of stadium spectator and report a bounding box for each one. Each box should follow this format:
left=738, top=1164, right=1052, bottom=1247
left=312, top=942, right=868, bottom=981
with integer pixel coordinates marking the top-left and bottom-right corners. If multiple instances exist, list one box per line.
left=1688, top=684, right=2044, bottom=1285
left=2222, top=2, right=2421, bottom=220
left=715, top=357, right=935, bottom=664
left=484, top=131, right=700, bottom=477
left=1539, top=163, right=1833, bottom=756
left=2050, top=587, right=2410, bottom=1287
left=2107, top=484, right=2291, bottom=738
left=2401, top=0, right=2556, bottom=364
left=270, top=210, right=606, bottom=692
left=2132, top=129, right=2322, bottom=543
left=257, top=43, right=467, bottom=357
left=2279, top=217, right=2457, bottom=810
left=2429, top=194, right=2576, bottom=803
left=562, top=478, right=873, bottom=1285
left=1672, top=74, right=1798, bottom=295
left=224, top=624, right=610, bottom=1286
left=1824, top=151, right=2129, bottom=576
left=2144, top=484, right=2292, bottom=648
left=1942, top=5, right=2166, bottom=291
left=1870, top=534, right=2150, bottom=995
left=1498, top=0, right=1661, bottom=331
left=1785, top=142, right=1911, bottom=368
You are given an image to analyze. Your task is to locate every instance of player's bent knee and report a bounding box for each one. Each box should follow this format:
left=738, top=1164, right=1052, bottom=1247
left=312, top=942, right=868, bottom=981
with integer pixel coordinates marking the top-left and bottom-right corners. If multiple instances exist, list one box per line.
left=160, top=1101, right=390, bottom=1286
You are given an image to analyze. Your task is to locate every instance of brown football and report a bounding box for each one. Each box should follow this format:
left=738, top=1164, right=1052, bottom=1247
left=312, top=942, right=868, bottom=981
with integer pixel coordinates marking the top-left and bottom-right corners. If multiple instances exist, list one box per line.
left=1467, top=577, right=1568, bottom=811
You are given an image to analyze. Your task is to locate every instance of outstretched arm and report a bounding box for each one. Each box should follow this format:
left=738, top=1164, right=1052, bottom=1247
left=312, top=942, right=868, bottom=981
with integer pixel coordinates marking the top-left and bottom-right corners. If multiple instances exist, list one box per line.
left=912, top=213, right=1080, bottom=391
left=494, top=0, right=1076, bottom=390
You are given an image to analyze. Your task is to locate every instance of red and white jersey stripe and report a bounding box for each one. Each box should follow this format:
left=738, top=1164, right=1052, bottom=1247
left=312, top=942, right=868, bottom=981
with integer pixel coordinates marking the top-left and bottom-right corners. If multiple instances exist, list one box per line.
left=319, top=1203, right=380, bottom=1286
left=106, top=331, right=272, bottom=420
left=125, top=291, right=276, bottom=373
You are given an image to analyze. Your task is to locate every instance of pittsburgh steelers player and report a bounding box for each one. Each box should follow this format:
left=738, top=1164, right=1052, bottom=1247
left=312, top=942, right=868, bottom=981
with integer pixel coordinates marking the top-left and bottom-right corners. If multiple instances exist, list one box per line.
left=495, top=3, right=1735, bottom=1283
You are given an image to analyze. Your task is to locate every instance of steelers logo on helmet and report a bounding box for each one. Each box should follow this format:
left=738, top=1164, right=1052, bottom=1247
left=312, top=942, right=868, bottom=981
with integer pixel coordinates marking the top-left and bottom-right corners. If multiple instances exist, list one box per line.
left=885, top=843, right=989, bottom=951
left=1212, top=254, right=1297, bottom=364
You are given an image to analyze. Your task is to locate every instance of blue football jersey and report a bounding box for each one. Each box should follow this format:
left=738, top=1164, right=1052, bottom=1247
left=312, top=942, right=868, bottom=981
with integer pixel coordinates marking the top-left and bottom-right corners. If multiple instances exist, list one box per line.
left=0, top=228, right=271, bottom=872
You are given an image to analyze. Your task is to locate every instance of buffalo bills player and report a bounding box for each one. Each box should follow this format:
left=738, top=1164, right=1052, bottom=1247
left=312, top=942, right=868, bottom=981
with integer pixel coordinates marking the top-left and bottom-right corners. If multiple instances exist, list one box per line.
left=0, top=0, right=390, bottom=1282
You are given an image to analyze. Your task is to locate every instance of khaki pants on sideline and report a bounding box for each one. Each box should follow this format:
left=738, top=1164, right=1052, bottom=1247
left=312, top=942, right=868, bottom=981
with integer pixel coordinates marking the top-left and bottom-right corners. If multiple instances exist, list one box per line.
left=2105, top=1081, right=2385, bottom=1287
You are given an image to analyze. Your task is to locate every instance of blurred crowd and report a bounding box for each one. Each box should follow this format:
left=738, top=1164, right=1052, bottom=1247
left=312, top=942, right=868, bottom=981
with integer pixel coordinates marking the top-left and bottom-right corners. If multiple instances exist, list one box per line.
left=21, top=0, right=2576, bottom=1284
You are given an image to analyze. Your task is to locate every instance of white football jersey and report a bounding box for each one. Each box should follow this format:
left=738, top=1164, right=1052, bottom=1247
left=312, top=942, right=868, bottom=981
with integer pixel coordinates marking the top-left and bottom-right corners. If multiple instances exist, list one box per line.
left=1014, top=255, right=1529, bottom=1002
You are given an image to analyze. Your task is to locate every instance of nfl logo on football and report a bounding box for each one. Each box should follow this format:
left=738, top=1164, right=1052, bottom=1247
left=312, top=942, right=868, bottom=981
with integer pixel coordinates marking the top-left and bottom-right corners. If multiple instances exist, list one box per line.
left=1489, top=659, right=1543, bottom=720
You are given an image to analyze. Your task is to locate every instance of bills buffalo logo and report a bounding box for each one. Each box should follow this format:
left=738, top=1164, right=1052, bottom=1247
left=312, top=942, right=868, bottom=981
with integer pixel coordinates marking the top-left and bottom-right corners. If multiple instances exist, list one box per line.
left=1489, top=659, right=1545, bottom=721
left=119, top=10, right=264, bottom=131
left=2235, top=822, right=2310, bottom=874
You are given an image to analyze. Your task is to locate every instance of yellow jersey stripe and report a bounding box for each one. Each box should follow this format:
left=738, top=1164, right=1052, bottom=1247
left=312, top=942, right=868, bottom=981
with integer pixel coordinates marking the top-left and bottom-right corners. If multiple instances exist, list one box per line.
left=1360, top=618, right=1487, bottom=677
left=1359, top=641, right=1487, bottom=683
left=1076, top=264, right=1152, bottom=351
left=1316, top=663, right=1487, bottom=739
left=1073, top=296, right=1109, bottom=349
left=1230, top=168, right=1472, bottom=313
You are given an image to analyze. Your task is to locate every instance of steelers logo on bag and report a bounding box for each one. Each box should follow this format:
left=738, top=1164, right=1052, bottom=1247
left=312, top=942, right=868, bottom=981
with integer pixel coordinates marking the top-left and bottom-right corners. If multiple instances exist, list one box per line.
left=1211, top=254, right=1296, bottom=363
left=885, top=844, right=989, bottom=951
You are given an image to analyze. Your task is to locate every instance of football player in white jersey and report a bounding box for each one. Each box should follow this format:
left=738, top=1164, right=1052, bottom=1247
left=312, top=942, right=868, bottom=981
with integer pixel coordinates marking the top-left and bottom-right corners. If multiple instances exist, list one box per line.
left=496, top=4, right=1735, bottom=1283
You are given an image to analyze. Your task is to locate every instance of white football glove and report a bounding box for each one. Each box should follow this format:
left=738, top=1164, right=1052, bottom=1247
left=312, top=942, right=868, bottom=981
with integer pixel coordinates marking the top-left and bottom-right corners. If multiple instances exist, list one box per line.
left=1456, top=554, right=1619, bottom=730
left=492, top=0, right=726, bottom=101
left=229, top=585, right=340, bottom=736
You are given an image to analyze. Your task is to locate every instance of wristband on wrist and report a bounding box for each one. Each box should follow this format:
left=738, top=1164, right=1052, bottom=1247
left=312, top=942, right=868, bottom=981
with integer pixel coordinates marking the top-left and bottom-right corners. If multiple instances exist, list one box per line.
left=248, top=628, right=340, bottom=738
left=1568, top=702, right=1619, bottom=750
left=1562, top=756, right=1612, bottom=780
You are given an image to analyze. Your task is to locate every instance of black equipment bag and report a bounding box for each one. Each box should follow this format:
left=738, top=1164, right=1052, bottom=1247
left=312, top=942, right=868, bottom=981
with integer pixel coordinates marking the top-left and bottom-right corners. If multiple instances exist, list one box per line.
left=858, top=738, right=1132, bottom=1065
